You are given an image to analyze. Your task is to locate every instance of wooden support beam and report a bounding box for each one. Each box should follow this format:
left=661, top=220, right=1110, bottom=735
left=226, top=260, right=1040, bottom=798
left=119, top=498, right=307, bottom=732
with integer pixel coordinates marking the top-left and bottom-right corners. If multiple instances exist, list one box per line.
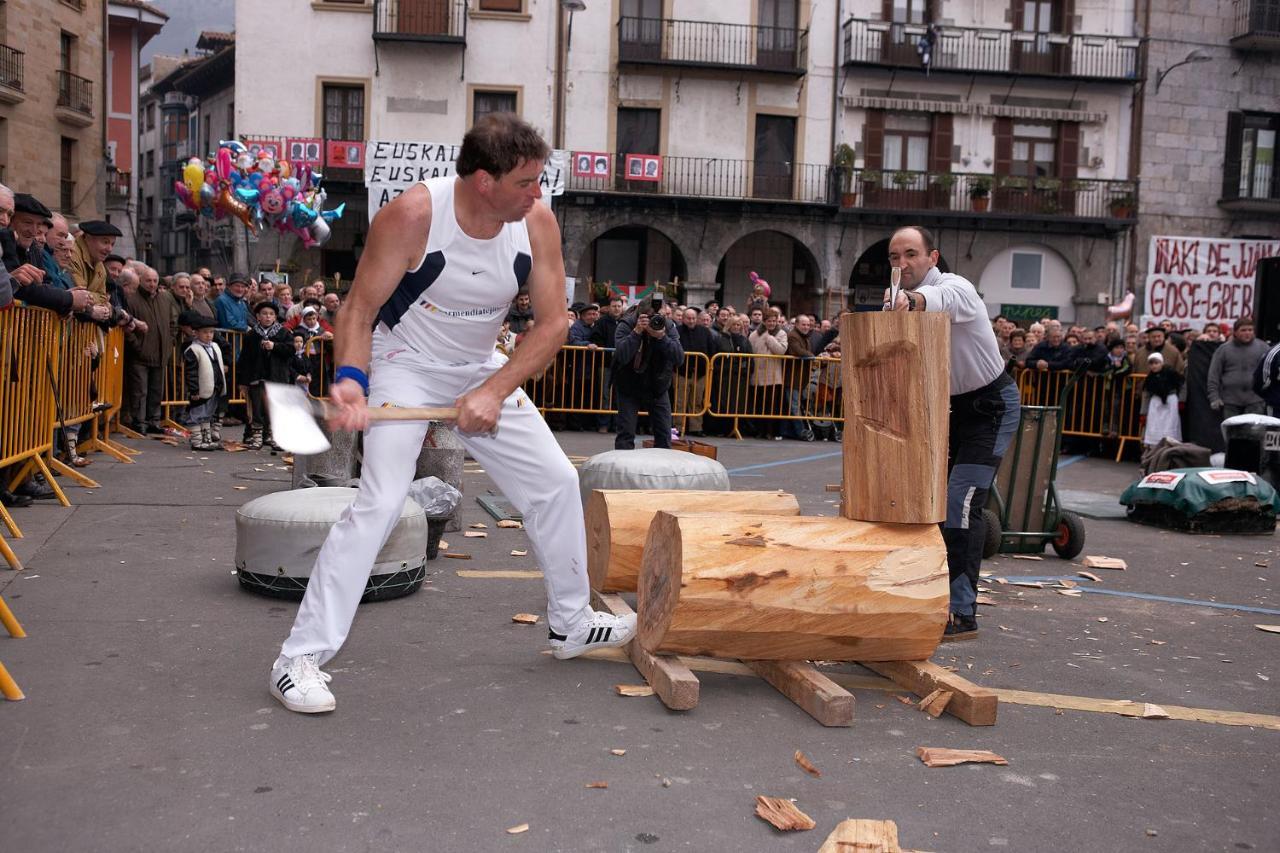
left=743, top=659, right=855, bottom=727
left=593, top=591, right=700, bottom=711
left=860, top=659, right=998, bottom=726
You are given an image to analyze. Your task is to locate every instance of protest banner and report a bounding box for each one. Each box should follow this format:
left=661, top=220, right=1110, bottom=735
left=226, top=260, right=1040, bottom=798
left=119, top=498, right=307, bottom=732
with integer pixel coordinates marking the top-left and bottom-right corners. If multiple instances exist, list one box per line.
left=1143, top=236, right=1280, bottom=327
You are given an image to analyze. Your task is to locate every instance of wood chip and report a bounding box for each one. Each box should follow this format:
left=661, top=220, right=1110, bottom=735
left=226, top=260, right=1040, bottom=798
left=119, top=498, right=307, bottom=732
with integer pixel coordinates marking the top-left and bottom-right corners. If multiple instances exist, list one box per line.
left=510, top=549, right=529, bottom=557
left=464, top=531, right=487, bottom=538
left=994, top=577, right=1008, bottom=585
left=221, top=441, right=246, bottom=452
left=1058, top=579, right=1078, bottom=588
left=232, top=485, right=248, bottom=490
left=1256, top=625, right=1280, bottom=634
left=1011, top=554, right=1043, bottom=561
left=1255, top=561, right=1269, bottom=568
left=1097, top=617, right=1109, bottom=623
left=1077, top=570, right=1102, bottom=583
left=1056, top=589, right=1083, bottom=597
left=754, top=796, right=815, bottom=832
left=614, top=684, right=655, bottom=697
left=1011, top=581, right=1043, bottom=589
left=585, top=781, right=608, bottom=789
left=506, top=823, right=529, bottom=835
left=469, top=522, right=488, bottom=529
left=511, top=613, right=539, bottom=624
left=1083, top=555, right=1127, bottom=570
left=443, top=553, right=471, bottom=560
left=915, top=747, right=1008, bottom=768
left=793, top=750, right=821, bottom=777
left=726, top=535, right=767, bottom=548
left=976, top=595, right=997, bottom=606
left=893, top=694, right=914, bottom=705
left=610, top=749, right=627, bottom=756
left=438, top=540, right=449, bottom=550
left=1149, top=639, right=1166, bottom=645
left=1141, top=703, right=1169, bottom=719
left=917, top=689, right=954, bottom=718
left=497, top=519, right=523, bottom=529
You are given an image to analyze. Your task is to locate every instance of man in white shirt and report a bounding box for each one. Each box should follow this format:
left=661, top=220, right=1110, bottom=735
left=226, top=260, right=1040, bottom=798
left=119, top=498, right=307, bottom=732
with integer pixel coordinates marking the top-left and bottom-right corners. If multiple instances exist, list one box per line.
left=884, top=226, right=1020, bottom=640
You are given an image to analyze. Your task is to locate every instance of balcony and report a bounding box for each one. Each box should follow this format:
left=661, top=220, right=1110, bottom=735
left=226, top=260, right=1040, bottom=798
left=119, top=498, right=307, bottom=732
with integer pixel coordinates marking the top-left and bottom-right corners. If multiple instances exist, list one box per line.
left=834, top=169, right=1138, bottom=223
left=107, top=170, right=132, bottom=206
left=55, top=69, right=94, bottom=127
left=564, top=154, right=830, bottom=205
left=841, top=18, right=1142, bottom=82
left=0, top=44, right=23, bottom=104
left=618, top=17, right=808, bottom=77
left=373, top=0, right=466, bottom=43
left=1220, top=171, right=1280, bottom=214
left=1232, top=0, right=1280, bottom=50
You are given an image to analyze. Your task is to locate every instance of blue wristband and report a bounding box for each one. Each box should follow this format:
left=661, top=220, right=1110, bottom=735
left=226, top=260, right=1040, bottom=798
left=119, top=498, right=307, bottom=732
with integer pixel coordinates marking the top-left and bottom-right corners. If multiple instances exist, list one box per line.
left=334, top=365, right=369, bottom=396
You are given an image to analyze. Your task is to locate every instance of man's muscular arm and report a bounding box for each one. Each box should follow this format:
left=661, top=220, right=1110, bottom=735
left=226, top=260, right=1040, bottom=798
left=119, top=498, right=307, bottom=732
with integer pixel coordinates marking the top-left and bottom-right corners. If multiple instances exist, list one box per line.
left=456, top=203, right=568, bottom=433
left=325, top=185, right=430, bottom=430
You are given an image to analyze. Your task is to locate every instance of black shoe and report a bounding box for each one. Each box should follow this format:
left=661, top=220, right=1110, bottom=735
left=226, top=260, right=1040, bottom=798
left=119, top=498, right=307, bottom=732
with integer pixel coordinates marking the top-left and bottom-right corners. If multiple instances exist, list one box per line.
left=144, top=424, right=166, bottom=436
left=0, top=489, right=33, bottom=508
left=941, top=612, right=978, bottom=642
left=14, top=478, right=55, bottom=500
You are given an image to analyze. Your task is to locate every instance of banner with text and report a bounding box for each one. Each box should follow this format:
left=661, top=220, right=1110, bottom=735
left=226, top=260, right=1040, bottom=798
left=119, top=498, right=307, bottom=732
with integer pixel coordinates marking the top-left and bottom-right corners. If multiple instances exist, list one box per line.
left=363, top=141, right=566, bottom=219
left=1143, top=235, right=1280, bottom=327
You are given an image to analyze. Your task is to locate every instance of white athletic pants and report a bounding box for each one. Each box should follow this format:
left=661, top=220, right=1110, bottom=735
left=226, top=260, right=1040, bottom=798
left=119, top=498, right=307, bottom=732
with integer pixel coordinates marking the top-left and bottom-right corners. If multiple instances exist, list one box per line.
left=277, top=348, right=590, bottom=667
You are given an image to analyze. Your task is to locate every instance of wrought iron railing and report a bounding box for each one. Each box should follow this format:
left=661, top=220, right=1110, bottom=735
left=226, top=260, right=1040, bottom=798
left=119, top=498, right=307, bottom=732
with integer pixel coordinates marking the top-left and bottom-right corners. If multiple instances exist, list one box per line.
left=0, top=45, right=23, bottom=92
left=841, top=17, right=1142, bottom=80
left=107, top=171, right=132, bottom=203
left=834, top=169, right=1138, bottom=220
left=373, top=0, right=467, bottom=41
left=618, top=16, right=808, bottom=74
left=1234, top=0, right=1280, bottom=38
left=56, top=69, right=93, bottom=115
left=565, top=154, right=831, bottom=204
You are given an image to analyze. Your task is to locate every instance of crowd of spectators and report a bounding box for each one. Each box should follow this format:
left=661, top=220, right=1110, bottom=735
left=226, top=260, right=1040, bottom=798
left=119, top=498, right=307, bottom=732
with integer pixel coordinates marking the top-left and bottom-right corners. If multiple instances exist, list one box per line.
left=0, top=179, right=345, bottom=507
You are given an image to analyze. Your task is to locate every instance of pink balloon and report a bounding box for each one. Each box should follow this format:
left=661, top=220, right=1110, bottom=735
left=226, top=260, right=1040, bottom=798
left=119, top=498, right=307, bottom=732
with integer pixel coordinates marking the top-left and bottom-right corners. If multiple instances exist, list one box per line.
left=217, top=147, right=234, bottom=183
left=1107, top=291, right=1135, bottom=320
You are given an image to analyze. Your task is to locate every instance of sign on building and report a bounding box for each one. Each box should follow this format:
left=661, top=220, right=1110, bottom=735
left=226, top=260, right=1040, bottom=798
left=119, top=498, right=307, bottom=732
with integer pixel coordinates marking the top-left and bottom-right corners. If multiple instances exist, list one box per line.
left=363, top=141, right=566, bottom=219
left=1143, top=236, right=1280, bottom=328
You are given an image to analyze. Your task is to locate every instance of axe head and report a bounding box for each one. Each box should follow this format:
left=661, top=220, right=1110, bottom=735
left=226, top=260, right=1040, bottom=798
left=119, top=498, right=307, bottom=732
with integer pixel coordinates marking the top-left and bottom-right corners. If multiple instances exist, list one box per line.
left=264, top=382, right=331, bottom=456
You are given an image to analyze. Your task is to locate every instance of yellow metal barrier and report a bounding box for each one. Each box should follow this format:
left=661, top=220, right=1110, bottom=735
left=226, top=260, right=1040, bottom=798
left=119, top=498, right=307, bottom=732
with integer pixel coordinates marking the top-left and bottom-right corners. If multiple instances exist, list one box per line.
left=0, top=306, right=60, bottom=569
left=521, top=346, right=711, bottom=418
left=0, top=592, right=25, bottom=700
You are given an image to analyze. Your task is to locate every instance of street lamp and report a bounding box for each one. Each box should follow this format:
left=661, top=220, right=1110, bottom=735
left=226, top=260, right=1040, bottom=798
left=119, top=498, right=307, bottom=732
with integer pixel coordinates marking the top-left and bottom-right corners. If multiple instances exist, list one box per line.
left=1155, top=48, right=1213, bottom=94
left=555, top=0, right=587, bottom=148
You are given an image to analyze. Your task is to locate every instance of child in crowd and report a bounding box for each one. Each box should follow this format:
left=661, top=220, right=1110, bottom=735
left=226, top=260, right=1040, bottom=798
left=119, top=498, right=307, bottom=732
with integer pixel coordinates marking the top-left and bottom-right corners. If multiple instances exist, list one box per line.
left=1141, top=352, right=1182, bottom=448
left=237, top=301, right=295, bottom=450
left=183, top=316, right=227, bottom=452
left=288, top=332, right=313, bottom=390
left=1101, top=336, right=1132, bottom=437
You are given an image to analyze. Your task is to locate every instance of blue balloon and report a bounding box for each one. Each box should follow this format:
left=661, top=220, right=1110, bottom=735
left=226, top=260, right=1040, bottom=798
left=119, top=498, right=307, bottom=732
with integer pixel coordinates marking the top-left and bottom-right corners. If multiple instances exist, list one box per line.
left=290, top=203, right=318, bottom=227
left=320, top=202, right=346, bottom=223
left=234, top=188, right=260, bottom=206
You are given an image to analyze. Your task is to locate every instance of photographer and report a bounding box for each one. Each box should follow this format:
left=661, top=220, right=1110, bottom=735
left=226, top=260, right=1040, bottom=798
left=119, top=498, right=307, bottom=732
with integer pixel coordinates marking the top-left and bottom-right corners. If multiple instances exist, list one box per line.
left=612, top=295, right=684, bottom=450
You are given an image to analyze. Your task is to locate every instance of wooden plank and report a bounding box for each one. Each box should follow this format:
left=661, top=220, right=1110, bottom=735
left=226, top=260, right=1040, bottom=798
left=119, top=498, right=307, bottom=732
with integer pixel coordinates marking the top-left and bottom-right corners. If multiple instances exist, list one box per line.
left=455, top=570, right=544, bottom=579
left=743, top=659, right=855, bottom=727
left=840, top=312, right=950, bottom=524
left=861, top=660, right=998, bottom=726
left=593, top=592, right=699, bottom=711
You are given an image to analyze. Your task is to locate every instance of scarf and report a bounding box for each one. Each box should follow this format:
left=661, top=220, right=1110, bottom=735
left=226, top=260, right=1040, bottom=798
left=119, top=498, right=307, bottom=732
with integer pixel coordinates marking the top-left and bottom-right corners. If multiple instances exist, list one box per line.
left=251, top=319, right=282, bottom=340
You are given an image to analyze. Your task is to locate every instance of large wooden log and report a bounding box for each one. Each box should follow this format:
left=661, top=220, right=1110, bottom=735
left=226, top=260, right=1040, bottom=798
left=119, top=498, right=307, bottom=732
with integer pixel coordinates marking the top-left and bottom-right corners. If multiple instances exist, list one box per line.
left=586, top=490, right=800, bottom=592
left=839, top=312, right=950, bottom=524
left=636, top=512, right=948, bottom=662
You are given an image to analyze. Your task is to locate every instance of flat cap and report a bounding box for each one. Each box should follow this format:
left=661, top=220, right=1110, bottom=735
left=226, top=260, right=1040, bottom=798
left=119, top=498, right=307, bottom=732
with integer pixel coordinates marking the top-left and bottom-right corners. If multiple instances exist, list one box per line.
left=13, top=193, right=51, bottom=219
left=78, top=220, right=123, bottom=237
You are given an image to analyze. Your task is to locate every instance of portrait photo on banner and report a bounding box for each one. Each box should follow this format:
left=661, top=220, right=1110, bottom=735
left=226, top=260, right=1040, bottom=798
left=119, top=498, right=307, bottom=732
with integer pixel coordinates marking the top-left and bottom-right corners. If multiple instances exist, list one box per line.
left=624, top=154, right=661, bottom=182
left=572, top=151, right=611, bottom=179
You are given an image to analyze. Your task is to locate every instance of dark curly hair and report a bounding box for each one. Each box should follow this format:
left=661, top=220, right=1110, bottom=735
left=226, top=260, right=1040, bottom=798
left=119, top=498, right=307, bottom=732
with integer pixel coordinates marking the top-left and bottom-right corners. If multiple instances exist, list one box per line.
left=455, top=113, right=550, bottom=179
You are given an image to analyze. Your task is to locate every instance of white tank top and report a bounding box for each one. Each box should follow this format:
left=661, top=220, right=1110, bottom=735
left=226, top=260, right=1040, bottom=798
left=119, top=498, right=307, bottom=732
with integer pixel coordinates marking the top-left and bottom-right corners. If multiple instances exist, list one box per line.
left=371, top=176, right=532, bottom=363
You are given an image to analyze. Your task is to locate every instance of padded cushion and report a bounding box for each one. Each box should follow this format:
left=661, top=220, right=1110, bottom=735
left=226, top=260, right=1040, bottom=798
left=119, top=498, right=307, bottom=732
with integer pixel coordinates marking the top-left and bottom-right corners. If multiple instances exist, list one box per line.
left=236, top=487, right=428, bottom=579
left=577, top=448, right=730, bottom=507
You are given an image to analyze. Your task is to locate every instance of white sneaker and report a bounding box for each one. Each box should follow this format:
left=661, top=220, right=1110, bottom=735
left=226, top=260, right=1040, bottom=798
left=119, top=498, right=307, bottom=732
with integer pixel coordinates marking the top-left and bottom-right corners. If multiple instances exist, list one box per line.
left=549, top=610, right=638, bottom=660
left=270, top=653, right=336, bottom=713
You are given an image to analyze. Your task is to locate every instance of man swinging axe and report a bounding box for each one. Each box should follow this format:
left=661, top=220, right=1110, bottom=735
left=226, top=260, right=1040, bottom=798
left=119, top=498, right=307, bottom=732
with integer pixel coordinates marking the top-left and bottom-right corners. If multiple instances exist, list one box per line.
left=883, top=225, right=1020, bottom=640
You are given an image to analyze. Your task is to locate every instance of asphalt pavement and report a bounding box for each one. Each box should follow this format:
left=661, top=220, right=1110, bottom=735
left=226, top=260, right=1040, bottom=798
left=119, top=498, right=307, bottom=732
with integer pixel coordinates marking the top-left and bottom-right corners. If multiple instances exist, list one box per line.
left=0, top=430, right=1276, bottom=852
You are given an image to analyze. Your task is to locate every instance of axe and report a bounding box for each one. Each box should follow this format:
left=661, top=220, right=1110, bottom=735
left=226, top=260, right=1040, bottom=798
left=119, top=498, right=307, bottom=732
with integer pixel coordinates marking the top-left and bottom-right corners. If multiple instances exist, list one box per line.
left=264, top=382, right=459, bottom=455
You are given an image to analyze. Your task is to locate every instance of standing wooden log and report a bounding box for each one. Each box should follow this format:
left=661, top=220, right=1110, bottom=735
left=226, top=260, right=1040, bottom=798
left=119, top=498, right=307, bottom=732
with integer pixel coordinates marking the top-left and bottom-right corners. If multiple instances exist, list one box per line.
left=586, top=490, right=800, bottom=592
left=636, top=512, right=948, bottom=662
left=839, top=312, right=950, bottom=524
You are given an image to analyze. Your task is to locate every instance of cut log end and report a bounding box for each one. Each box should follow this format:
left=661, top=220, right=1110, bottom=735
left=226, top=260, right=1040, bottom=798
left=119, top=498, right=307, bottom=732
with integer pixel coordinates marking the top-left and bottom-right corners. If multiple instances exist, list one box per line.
left=636, top=510, right=683, bottom=651
left=585, top=490, right=612, bottom=592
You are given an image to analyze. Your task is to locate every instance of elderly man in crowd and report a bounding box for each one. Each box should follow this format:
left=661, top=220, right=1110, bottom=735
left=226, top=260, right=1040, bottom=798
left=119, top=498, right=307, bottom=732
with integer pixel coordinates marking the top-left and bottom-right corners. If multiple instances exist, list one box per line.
left=1208, top=318, right=1272, bottom=419
left=124, top=265, right=182, bottom=435
left=677, top=306, right=716, bottom=436
left=1, top=190, right=91, bottom=315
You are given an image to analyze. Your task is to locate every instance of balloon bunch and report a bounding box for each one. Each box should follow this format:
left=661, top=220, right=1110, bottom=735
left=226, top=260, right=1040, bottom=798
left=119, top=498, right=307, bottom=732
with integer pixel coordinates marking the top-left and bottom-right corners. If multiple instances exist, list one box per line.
left=173, top=140, right=346, bottom=248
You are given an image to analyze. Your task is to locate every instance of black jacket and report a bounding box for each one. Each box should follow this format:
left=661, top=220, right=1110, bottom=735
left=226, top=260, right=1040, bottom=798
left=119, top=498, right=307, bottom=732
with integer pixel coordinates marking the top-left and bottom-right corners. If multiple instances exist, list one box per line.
left=1143, top=368, right=1183, bottom=400
left=613, top=309, right=684, bottom=398
left=593, top=314, right=620, bottom=349
left=1, top=229, right=73, bottom=314
left=1028, top=340, right=1075, bottom=371
left=236, top=325, right=296, bottom=385
left=676, top=323, right=715, bottom=377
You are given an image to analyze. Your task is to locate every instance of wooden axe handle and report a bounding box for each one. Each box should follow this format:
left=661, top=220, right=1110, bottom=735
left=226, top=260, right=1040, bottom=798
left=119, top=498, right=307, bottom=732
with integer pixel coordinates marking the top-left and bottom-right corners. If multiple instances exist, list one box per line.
left=356, top=405, right=460, bottom=422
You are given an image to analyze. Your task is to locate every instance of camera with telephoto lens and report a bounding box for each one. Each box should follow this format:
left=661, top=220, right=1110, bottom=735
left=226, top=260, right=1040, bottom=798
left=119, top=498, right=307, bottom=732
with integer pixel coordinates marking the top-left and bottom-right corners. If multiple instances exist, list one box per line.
left=644, top=312, right=667, bottom=334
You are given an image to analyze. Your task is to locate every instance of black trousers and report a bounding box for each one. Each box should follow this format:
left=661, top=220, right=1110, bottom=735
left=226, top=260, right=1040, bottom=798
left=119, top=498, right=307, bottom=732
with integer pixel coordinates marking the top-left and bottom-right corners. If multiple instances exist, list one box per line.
left=126, top=361, right=166, bottom=428
left=615, top=390, right=671, bottom=450
left=943, top=372, right=1021, bottom=615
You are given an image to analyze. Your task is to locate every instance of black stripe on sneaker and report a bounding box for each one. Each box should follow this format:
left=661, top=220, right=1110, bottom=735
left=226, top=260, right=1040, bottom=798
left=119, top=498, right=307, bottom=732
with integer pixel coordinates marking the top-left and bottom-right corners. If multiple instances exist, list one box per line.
left=600, top=627, right=612, bottom=643
left=586, top=627, right=598, bottom=645
left=277, top=675, right=293, bottom=693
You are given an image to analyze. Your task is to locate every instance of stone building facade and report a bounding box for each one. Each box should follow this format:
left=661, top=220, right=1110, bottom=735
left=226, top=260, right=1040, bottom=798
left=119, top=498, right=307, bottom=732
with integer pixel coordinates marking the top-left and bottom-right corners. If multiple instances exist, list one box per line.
left=0, top=0, right=106, bottom=221
left=1132, top=0, right=1280, bottom=329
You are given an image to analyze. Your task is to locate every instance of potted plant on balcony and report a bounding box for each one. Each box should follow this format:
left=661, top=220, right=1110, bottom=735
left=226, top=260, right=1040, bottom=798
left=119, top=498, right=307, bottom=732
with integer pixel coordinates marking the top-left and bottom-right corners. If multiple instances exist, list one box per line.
left=969, top=176, right=992, bottom=211
left=1108, top=187, right=1136, bottom=219
left=833, top=143, right=856, bottom=207
left=891, top=170, right=916, bottom=188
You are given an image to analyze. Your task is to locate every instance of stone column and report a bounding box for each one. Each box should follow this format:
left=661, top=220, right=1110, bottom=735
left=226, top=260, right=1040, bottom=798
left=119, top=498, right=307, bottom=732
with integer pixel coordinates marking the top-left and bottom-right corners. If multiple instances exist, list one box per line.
left=681, top=281, right=720, bottom=310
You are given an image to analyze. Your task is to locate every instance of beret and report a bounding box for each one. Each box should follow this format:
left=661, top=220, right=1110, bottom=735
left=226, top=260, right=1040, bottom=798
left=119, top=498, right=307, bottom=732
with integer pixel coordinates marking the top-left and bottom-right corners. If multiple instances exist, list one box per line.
left=13, top=193, right=51, bottom=219
left=78, top=220, right=123, bottom=237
